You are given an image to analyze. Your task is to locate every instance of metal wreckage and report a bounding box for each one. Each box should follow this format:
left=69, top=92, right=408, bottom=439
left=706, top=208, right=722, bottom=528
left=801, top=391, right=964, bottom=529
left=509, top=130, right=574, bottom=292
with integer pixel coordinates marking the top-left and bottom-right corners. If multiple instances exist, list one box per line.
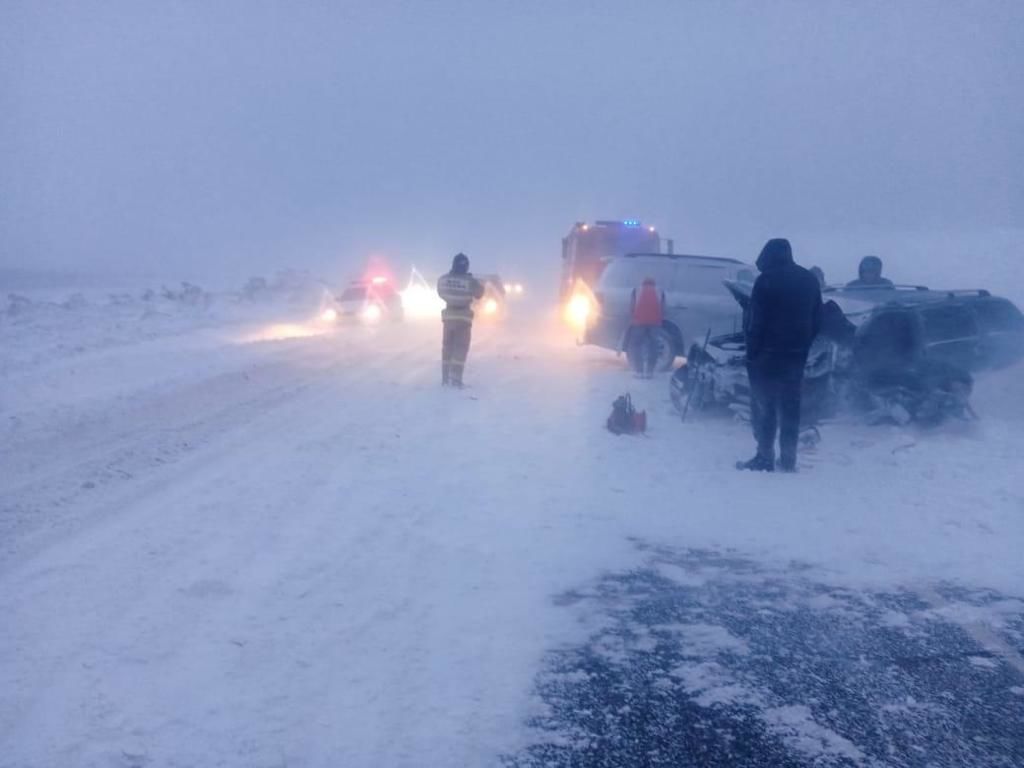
left=671, top=282, right=1024, bottom=428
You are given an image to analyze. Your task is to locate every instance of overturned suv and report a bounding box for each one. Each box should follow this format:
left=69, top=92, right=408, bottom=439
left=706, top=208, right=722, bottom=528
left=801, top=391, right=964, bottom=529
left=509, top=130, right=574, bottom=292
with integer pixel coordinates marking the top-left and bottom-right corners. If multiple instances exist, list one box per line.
left=671, top=284, right=1024, bottom=427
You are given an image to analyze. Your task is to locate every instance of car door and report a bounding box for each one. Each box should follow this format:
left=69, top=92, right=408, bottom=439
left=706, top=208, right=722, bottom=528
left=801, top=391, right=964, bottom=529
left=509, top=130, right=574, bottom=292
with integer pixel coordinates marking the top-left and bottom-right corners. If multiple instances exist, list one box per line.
left=918, top=303, right=981, bottom=371
left=854, top=308, right=924, bottom=376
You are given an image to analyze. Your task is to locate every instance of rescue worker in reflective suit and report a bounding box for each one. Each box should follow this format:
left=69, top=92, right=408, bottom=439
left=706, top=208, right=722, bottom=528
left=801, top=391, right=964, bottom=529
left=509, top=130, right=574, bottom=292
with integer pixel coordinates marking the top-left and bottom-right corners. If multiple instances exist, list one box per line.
left=437, top=252, right=485, bottom=387
left=739, top=238, right=822, bottom=472
left=627, top=277, right=666, bottom=378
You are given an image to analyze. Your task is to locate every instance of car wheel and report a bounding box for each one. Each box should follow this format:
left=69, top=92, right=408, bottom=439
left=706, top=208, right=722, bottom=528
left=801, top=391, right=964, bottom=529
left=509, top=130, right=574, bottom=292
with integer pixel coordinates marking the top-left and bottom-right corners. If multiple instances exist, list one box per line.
left=653, top=327, right=677, bottom=371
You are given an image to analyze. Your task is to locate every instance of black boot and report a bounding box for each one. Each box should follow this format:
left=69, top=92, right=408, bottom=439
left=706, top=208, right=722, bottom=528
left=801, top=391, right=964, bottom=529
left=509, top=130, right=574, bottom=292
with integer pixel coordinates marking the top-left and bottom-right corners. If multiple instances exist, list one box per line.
left=736, top=453, right=775, bottom=472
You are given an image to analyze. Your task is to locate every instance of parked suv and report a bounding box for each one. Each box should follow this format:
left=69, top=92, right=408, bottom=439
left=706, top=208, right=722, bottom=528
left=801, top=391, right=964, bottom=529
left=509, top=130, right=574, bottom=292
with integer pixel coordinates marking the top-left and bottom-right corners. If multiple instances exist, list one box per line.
left=581, top=253, right=755, bottom=371
left=835, top=287, right=1024, bottom=373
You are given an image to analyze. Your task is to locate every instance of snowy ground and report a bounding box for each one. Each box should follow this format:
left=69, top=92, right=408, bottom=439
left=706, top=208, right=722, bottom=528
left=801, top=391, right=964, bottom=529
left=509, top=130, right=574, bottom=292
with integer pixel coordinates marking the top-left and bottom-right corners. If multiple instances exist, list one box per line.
left=1, top=284, right=1023, bottom=767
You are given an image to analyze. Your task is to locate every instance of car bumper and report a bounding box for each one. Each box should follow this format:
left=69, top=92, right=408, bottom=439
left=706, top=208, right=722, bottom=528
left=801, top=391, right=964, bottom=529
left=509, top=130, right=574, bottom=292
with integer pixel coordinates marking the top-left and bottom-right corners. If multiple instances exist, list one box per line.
left=583, top=315, right=629, bottom=352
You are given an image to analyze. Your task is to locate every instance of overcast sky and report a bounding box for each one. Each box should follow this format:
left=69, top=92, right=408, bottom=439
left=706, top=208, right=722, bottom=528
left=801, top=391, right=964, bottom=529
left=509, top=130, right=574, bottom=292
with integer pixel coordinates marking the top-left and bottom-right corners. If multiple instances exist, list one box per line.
left=2, top=0, right=1021, bottom=284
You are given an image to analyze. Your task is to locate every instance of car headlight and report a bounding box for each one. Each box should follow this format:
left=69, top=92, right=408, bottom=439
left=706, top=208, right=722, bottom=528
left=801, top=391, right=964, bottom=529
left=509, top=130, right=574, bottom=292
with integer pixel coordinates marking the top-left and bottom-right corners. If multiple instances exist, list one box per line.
left=483, top=297, right=499, bottom=315
left=565, top=294, right=592, bottom=329
left=321, top=308, right=338, bottom=322
left=362, top=304, right=383, bottom=323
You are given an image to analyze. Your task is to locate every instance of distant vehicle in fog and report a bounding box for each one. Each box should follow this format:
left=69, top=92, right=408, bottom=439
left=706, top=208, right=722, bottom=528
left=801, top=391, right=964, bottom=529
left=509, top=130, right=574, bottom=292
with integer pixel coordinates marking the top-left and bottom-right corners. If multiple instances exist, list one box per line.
left=560, top=220, right=663, bottom=299
left=579, top=252, right=755, bottom=372
left=323, top=277, right=404, bottom=324
left=474, top=274, right=507, bottom=321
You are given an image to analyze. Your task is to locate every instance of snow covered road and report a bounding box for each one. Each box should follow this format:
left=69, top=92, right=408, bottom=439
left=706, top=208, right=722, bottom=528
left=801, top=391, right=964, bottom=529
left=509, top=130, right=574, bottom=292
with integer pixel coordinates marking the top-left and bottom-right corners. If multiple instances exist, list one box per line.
left=2, top=300, right=1023, bottom=767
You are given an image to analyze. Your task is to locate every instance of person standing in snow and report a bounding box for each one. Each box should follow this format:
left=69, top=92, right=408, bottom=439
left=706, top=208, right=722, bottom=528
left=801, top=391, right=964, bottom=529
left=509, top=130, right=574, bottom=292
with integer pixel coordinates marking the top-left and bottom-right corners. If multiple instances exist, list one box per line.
left=739, top=238, right=822, bottom=472
left=846, top=255, right=894, bottom=288
left=626, top=280, right=667, bottom=382
left=436, top=252, right=485, bottom=388
left=626, top=277, right=666, bottom=378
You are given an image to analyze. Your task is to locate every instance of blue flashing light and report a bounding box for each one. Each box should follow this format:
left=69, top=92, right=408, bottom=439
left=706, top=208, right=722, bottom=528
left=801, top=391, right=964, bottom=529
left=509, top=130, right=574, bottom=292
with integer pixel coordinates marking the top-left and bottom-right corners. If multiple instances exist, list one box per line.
left=622, top=219, right=640, bottom=228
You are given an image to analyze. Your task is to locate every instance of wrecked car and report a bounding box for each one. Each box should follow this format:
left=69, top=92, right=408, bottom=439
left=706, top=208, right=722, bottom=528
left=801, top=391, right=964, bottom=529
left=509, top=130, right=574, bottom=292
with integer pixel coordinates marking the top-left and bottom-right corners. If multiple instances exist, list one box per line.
left=671, top=284, right=1024, bottom=427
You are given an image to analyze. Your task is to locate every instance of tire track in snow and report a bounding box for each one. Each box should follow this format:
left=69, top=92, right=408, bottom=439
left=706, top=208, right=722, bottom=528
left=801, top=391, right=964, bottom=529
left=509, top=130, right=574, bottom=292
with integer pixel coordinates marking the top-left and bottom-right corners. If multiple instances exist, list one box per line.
left=0, top=323, right=448, bottom=764
left=0, top=321, right=440, bottom=569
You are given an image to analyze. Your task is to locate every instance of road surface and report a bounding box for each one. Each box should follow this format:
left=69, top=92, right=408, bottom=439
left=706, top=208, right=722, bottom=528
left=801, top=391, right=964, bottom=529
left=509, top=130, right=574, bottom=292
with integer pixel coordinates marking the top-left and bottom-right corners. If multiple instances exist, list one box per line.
left=2, top=301, right=1023, bottom=767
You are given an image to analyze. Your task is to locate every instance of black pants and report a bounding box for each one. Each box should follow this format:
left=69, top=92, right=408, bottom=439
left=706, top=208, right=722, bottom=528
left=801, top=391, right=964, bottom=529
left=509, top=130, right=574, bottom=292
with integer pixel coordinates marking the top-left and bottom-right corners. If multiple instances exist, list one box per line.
left=628, top=325, right=659, bottom=376
left=442, top=320, right=473, bottom=385
left=747, top=352, right=808, bottom=467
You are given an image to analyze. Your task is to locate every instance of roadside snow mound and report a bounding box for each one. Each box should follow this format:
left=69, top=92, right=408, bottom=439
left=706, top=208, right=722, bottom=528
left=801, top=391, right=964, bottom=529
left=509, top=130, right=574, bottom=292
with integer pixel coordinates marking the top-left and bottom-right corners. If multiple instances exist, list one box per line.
left=239, top=270, right=333, bottom=308
left=1, top=282, right=226, bottom=375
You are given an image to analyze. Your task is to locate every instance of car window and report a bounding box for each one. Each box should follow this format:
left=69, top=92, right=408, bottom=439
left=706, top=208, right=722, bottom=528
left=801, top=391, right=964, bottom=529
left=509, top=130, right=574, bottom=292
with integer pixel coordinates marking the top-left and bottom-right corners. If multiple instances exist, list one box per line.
left=340, top=286, right=368, bottom=301
left=972, top=299, right=1024, bottom=332
left=920, top=305, right=977, bottom=342
left=599, top=258, right=677, bottom=288
left=674, top=264, right=736, bottom=294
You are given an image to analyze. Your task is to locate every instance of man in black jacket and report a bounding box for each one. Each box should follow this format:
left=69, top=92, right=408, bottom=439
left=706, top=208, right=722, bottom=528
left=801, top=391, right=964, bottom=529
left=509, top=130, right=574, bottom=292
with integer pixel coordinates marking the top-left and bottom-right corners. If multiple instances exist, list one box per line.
left=739, top=238, right=823, bottom=472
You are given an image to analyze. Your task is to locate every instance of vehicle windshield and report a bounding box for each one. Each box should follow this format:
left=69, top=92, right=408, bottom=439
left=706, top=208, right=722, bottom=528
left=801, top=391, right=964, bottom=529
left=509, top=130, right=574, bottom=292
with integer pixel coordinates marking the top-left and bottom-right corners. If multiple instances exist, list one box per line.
left=572, top=226, right=659, bottom=260
left=340, top=286, right=368, bottom=301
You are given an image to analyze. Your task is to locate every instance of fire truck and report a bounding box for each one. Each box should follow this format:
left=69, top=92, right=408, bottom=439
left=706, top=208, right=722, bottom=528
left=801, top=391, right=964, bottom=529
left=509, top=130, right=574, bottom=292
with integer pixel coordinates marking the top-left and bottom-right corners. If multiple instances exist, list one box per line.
left=560, top=220, right=668, bottom=299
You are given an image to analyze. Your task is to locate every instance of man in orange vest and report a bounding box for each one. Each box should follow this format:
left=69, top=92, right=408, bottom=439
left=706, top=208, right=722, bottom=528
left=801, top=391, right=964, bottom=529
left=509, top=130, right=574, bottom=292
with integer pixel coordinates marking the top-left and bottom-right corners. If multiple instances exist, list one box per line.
left=628, top=277, right=666, bottom=378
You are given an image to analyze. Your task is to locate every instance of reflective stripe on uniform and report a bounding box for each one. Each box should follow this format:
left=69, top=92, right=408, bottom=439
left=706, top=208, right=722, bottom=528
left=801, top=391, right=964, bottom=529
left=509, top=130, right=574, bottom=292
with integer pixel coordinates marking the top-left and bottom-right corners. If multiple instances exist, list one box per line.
left=437, top=275, right=478, bottom=303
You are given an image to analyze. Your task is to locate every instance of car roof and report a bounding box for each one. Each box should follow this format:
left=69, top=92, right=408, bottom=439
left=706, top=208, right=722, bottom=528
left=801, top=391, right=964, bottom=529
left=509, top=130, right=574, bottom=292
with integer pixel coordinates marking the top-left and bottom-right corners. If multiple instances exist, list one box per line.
left=622, top=252, right=748, bottom=267
left=341, top=280, right=396, bottom=295
left=830, top=286, right=998, bottom=319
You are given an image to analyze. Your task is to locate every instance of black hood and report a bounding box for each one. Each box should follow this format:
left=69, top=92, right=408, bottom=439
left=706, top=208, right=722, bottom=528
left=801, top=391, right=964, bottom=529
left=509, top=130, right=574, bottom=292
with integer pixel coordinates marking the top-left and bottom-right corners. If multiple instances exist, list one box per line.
left=755, top=238, right=794, bottom=272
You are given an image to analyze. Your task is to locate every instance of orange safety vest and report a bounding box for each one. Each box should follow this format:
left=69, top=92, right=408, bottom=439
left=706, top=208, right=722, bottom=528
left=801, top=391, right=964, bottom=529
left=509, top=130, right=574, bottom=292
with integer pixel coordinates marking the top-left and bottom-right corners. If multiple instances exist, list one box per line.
left=632, top=283, right=664, bottom=326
